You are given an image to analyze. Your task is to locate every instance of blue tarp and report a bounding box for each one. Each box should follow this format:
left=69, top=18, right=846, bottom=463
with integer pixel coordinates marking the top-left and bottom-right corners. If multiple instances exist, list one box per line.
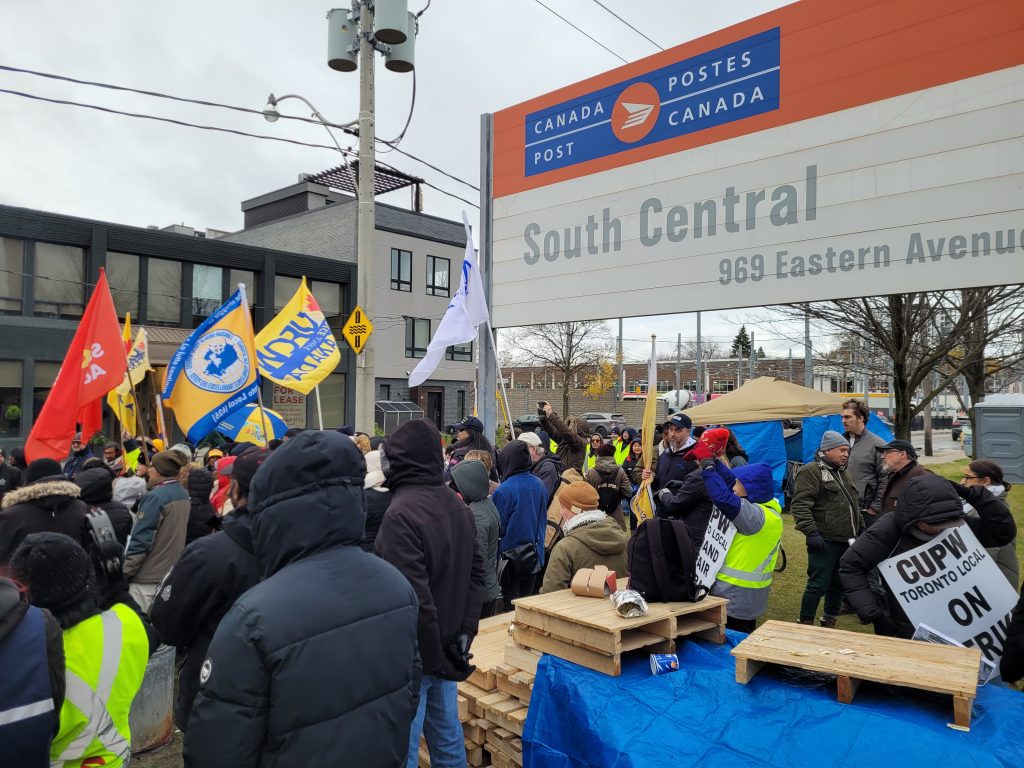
left=729, top=421, right=787, bottom=501
left=800, top=413, right=895, bottom=463
left=524, top=632, right=1024, bottom=768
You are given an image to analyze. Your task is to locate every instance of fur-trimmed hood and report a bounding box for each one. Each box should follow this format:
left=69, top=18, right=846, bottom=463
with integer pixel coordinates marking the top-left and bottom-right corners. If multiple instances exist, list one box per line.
left=1, top=479, right=81, bottom=510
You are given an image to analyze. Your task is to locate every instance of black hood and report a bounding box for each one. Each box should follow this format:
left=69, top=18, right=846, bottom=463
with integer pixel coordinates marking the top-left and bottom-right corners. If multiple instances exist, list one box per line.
left=383, top=418, right=445, bottom=489
left=450, top=459, right=490, bottom=503
left=186, top=468, right=214, bottom=502
left=894, top=475, right=963, bottom=531
left=498, top=440, right=532, bottom=479
left=249, top=431, right=367, bottom=579
left=74, top=466, right=115, bottom=504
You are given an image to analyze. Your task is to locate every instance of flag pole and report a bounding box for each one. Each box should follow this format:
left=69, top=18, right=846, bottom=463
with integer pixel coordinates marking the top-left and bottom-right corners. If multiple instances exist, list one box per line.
left=314, top=385, right=325, bottom=430
left=238, top=283, right=270, bottom=447
left=118, top=332, right=149, bottom=461
left=484, top=318, right=515, bottom=440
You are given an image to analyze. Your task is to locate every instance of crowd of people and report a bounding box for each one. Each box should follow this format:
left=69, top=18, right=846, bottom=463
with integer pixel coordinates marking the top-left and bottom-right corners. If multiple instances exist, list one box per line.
left=0, top=396, right=1021, bottom=766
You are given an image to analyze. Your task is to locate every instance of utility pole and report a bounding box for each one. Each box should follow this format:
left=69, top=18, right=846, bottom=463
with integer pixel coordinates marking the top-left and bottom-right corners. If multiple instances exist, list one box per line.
left=788, top=347, right=793, bottom=382
left=675, top=333, right=681, bottom=408
left=695, top=311, right=703, bottom=404
left=804, top=310, right=813, bottom=388
left=354, top=0, right=377, bottom=433
left=616, top=318, right=623, bottom=402
left=749, top=331, right=756, bottom=379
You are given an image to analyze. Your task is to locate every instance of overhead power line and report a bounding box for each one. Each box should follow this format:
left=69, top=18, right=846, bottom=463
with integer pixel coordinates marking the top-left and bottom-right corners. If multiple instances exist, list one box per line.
left=529, top=0, right=629, bottom=64
left=0, top=63, right=479, bottom=193
left=0, top=87, right=478, bottom=209
left=588, top=0, right=664, bottom=51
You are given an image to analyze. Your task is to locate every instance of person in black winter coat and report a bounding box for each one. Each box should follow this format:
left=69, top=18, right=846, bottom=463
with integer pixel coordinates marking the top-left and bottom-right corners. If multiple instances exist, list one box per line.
left=1001, top=584, right=1024, bottom=683
left=149, top=450, right=268, bottom=732
left=0, top=576, right=65, bottom=766
left=184, top=431, right=420, bottom=768
left=361, top=449, right=391, bottom=552
left=375, top=418, right=486, bottom=768
left=839, top=474, right=1017, bottom=638
left=0, top=448, right=22, bottom=505
left=73, top=462, right=133, bottom=546
left=184, top=467, right=219, bottom=544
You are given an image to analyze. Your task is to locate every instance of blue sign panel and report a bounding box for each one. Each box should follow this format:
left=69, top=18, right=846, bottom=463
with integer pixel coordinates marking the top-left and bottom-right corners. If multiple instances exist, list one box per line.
left=524, top=28, right=781, bottom=177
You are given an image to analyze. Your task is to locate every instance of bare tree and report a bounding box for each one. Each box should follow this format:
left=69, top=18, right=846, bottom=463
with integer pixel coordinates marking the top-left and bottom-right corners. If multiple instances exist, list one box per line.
left=766, top=286, right=1024, bottom=438
left=656, top=340, right=724, bottom=361
left=505, top=321, right=612, bottom=414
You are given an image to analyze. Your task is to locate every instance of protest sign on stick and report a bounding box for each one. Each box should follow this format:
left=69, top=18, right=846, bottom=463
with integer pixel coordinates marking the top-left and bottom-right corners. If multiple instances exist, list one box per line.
left=696, top=506, right=737, bottom=590
left=880, top=524, right=1018, bottom=664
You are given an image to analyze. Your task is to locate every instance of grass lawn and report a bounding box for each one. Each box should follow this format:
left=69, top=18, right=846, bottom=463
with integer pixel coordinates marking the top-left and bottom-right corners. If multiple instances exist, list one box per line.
left=764, top=458, right=1023, bottom=632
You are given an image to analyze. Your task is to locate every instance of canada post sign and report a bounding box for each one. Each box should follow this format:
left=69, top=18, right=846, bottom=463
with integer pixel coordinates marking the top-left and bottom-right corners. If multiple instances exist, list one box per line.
left=525, top=29, right=779, bottom=177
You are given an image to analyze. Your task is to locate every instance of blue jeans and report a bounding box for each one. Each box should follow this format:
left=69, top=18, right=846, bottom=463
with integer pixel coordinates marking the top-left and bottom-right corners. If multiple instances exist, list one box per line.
left=405, top=675, right=466, bottom=768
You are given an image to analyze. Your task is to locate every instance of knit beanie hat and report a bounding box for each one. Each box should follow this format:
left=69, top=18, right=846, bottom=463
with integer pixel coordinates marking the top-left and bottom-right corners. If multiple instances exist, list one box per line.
left=151, top=450, right=188, bottom=477
left=819, top=430, right=848, bottom=452
left=559, top=481, right=600, bottom=514
left=25, top=458, right=63, bottom=485
left=10, top=532, right=96, bottom=628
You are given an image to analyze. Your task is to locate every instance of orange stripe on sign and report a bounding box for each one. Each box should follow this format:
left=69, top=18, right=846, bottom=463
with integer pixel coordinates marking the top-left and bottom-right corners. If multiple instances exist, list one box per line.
left=492, top=0, right=1024, bottom=199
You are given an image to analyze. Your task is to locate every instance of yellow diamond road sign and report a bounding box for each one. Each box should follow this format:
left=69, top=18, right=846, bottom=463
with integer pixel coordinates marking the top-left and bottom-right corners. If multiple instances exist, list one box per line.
left=342, top=306, right=373, bottom=355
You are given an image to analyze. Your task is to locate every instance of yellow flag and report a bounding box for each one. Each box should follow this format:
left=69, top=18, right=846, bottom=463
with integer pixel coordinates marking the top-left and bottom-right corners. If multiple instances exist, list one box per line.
left=107, top=315, right=141, bottom=432
left=255, top=277, right=341, bottom=395
left=162, top=288, right=259, bottom=443
left=631, top=337, right=659, bottom=527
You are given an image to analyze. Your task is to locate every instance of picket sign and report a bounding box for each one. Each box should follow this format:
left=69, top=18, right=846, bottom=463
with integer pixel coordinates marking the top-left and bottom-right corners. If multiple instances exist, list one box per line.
left=879, top=524, right=1018, bottom=664
left=696, top=506, right=737, bottom=590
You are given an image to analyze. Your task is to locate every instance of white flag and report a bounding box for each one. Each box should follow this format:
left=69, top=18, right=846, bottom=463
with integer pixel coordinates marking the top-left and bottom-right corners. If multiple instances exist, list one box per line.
left=409, top=212, right=490, bottom=388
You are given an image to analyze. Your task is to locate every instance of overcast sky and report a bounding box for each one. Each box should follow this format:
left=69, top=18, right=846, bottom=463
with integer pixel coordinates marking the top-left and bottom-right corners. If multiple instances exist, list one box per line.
left=0, top=0, right=820, bottom=360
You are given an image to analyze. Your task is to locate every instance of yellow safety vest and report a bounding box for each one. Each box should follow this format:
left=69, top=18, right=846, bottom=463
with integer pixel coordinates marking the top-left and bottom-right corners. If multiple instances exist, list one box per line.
left=583, top=446, right=596, bottom=472
left=613, top=440, right=630, bottom=466
left=51, top=604, right=149, bottom=768
left=716, top=499, right=784, bottom=590
left=549, top=439, right=558, bottom=455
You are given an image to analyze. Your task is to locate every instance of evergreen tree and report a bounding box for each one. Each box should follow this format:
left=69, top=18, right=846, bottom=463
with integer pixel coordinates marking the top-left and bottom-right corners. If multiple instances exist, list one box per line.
left=730, top=326, right=752, bottom=358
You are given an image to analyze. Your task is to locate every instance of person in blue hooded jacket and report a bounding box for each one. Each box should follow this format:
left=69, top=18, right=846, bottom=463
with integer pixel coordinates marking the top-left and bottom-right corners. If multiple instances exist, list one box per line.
left=493, top=440, right=549, bottom=600
left=701, top=459, right=784, bottom=634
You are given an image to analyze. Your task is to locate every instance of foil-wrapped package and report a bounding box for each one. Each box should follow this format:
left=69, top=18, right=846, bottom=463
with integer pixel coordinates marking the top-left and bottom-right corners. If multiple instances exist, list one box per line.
left=611, top=589, right=648, bottom=618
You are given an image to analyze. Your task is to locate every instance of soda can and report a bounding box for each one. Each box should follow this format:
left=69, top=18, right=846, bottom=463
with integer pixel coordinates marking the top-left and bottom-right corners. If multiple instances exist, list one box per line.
left=650, top=653, right=680, bottom=675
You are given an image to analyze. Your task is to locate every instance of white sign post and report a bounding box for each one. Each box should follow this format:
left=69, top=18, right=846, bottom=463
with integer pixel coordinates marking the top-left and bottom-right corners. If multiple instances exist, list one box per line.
left=696, top=506, right=737, bottom=590
left=879, top=524, right=1018, bottom=665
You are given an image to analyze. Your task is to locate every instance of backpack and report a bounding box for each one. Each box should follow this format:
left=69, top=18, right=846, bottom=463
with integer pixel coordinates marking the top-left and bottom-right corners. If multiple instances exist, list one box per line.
left=627, top=518, right=707, bottom=603
left=594, top=468, right=622, bottom=516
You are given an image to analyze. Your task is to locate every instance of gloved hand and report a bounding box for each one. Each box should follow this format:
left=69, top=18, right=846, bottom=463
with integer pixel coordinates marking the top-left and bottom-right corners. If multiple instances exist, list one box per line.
left=445, top=632, right=476, bottom=680
left=656, top=488, right=675, bottom=505
left=806, top=532, right=827, bottom=552
left=664, top=479, right=684, bottom=491
left=699, top=427, right=731, bottom=457
left=699, top=457, right=716, bottom=470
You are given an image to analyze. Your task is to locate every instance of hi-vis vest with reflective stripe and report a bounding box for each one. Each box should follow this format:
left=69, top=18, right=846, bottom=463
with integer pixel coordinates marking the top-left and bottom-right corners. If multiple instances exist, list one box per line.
left=613, top=439, right=630, bottom=466
left=51, top=604, right=149, bottom=768
left=716, top=499, right=784, bottom=590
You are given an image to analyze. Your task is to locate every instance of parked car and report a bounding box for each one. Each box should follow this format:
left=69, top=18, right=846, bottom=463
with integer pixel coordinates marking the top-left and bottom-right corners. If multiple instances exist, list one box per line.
left=513, top=414, right=542, bottom=432
left=578, top=412, right=627, bottom=438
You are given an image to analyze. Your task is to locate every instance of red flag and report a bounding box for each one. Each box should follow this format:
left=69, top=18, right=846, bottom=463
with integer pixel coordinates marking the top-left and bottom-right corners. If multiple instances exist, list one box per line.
left=26, top=270, right=128, bottom=461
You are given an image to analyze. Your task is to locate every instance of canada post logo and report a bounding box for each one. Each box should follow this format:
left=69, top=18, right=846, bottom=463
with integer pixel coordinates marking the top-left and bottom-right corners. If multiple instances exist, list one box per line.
left=525, top=28, right=780, bottom=177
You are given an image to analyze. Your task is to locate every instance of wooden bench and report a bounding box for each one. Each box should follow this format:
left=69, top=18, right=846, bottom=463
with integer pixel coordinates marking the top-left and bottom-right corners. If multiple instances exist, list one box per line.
left=511, top=589, right=728, bottom=676
left=731, top=620, right=982, bottom=729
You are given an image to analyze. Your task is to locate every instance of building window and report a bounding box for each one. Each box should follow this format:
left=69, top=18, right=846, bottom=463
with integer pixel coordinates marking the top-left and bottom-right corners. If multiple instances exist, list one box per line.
left=310, top=280, right=342, bottom=331
left=192, top=264, right=223, bottom=325
left=446, top=342, right=473, bottom=362
left=712, top=380, right=735, bottom=393
left=426, top=255, right=450, bottom=297
left=0, top=361, right=23, bottom=438
left=106, top=252, right=140, bottom=319
left=1, top=239, right=23, bottom=314
left=405, top=317, right=430, bottom=358
left=229, top=269, right=255, bottom=303
left=34, top=243, right=85, bottom=319
left=32, top=362, right=62, bottom=424
left=380, top=383, right=391, bottom=401
left=457, top=390, right=466, bottom=420
left=319, top=371, right=346, bottom=428
left=147, top=258, right=182, bottom=326
left=391, top=249, right=412, bottom=291
left=274, top=275, right=301, bottom=310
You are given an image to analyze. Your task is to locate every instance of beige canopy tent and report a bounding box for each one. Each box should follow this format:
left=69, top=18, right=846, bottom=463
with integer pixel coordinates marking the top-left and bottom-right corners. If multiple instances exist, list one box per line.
left=684, top=377, right=847, bottom=426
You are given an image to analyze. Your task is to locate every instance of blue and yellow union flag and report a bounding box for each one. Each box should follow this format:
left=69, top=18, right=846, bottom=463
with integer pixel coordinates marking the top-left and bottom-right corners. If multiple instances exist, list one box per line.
left=255, top=277, right=340, bottom=395
left=161, top=288, right=259, bottom=443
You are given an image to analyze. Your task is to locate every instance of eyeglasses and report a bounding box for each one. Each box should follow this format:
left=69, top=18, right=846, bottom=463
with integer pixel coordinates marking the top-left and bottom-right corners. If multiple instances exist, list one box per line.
left=961, top=474, right=981, bottom=480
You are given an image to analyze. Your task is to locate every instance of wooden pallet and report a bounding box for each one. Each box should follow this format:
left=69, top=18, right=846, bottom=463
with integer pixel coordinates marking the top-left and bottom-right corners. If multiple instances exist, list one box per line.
left=731, top=620, right=981, bottom=728
left=511, top=589, right=728, bottom=676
